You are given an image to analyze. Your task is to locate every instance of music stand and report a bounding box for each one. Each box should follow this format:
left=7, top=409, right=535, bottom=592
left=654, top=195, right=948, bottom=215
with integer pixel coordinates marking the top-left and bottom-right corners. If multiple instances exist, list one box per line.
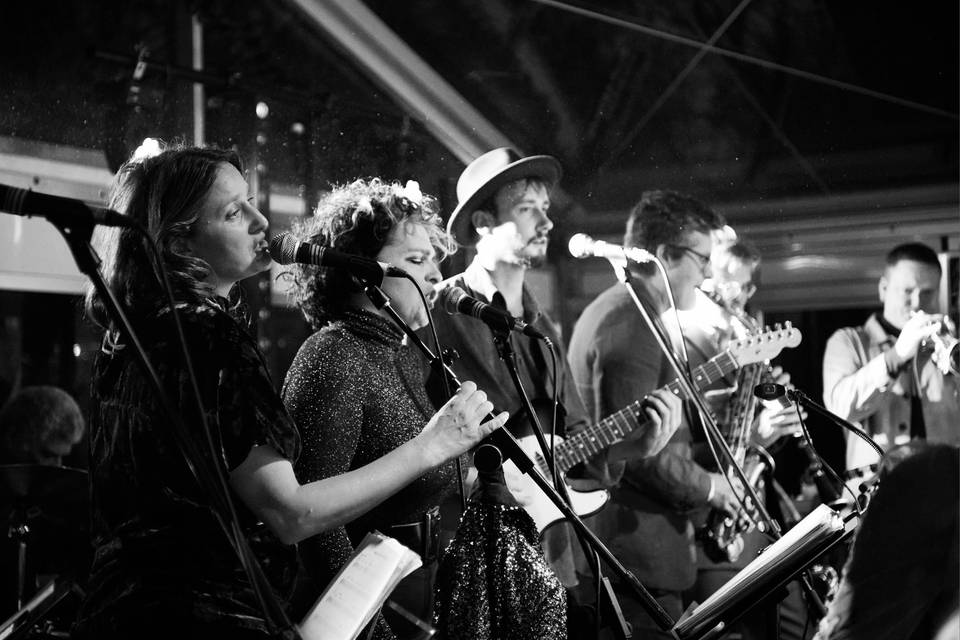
left=673, top=504, right=857, bottom=640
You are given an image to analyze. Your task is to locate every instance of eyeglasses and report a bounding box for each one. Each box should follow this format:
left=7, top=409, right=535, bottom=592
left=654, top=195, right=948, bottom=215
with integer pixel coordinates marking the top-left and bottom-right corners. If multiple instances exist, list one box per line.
left=670, top=245, right=712, bottom=269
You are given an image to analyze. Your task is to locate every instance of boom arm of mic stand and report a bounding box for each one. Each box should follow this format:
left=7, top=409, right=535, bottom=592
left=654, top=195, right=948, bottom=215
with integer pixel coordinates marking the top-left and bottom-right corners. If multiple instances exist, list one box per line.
left=490, top=328, right=634, bottom=639
left=611, top=262, right=781, bottom=542
left=788, top=389, right=886, bottom=460
left=364, top=285, right=674, bottom=630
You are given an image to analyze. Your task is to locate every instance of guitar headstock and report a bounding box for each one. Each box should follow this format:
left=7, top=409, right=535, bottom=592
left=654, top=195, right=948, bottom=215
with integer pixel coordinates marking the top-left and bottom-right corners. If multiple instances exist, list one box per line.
left=727, top=322, right=802, bottom=366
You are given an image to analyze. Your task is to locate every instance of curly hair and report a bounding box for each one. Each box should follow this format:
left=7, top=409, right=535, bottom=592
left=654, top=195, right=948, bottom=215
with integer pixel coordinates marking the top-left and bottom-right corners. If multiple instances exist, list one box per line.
left=84, top=144, right=244, bottom=330
left=622, top=190, right=725, bottom=274
left=624, top=190, right=725, bottom=251
left=283, top=178, right=456, bottom=330
left=0, top=386, right=84, bottom=465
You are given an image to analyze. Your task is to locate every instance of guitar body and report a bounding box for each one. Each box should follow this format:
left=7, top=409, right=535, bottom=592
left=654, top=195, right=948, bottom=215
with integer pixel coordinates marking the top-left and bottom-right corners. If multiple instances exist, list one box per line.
left=501, top=433, right=609, bottom=534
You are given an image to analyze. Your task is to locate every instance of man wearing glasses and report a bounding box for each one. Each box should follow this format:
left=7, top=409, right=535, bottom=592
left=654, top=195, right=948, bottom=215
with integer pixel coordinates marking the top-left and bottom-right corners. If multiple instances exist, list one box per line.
left=567, top=190, right=735, bottom=638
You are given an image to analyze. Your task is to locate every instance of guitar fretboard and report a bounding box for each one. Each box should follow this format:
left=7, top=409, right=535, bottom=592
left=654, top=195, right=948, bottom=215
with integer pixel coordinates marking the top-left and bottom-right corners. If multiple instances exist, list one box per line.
left=541, top=352, right=739, bottom=476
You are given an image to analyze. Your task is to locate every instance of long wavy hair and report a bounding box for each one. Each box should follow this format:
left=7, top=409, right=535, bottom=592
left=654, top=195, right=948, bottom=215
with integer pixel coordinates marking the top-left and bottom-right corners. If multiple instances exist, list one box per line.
left=85, top=144, right=244, bottom=330
left=283, top=178, right=455, bottom=330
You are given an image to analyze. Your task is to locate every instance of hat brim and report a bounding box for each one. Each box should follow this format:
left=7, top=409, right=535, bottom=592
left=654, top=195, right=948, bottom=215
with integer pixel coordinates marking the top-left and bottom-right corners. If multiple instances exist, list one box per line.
left=447, top=155, right=562, bottom=247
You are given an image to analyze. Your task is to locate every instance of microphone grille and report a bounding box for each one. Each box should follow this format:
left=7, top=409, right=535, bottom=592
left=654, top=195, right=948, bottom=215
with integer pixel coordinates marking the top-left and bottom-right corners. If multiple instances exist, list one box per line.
left=568, top=233, right=594, bottom=259
left=437, top=286, right=468, bottom=315
left=754, top=383, right=785, bottom=401
left=268, top=232, right=299, bottom=265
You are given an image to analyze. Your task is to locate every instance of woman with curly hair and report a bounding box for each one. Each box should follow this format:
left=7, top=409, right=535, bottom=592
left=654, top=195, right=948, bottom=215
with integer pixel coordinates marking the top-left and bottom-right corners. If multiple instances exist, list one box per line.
left=281, top=179, right=469, bottom=638
left=74, top=145, right=505, bottom=640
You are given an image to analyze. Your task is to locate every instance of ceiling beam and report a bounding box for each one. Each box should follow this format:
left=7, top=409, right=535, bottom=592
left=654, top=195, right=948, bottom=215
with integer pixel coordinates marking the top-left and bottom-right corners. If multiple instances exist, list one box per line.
left=286, top=0, right=514, bottom=163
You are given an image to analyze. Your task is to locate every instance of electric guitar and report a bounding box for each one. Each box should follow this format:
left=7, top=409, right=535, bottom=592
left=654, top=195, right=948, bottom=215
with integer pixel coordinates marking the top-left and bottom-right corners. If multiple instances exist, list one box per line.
left=502, top=324, right=803, bottom=534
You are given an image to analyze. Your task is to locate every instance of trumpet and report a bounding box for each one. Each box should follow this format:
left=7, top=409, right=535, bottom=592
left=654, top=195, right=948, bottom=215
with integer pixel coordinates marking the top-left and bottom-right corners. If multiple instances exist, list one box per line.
left=926, top=318, right=959, bottom=376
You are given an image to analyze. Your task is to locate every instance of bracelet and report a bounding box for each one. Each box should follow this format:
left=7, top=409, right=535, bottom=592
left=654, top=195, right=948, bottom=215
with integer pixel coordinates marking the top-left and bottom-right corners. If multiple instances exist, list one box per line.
left=706, top=477, right=716, bottom=503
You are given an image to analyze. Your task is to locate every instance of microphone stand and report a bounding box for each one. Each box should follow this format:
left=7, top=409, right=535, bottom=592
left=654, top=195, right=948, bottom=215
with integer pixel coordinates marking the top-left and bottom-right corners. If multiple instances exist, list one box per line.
left=488, top=326, right=632, bottom=640
left=782, top=388, right=886, bottom=460
left=610, top=260, right=799, bottom=631
left=603, top=259, right=831, bottom=630
left=363, top=284, right=673, bottom=631
left=612, top=263, right=779, bottom=536
left=489, top=329, right=556, bottom=471
left=48, top=217, right=299, bottom=639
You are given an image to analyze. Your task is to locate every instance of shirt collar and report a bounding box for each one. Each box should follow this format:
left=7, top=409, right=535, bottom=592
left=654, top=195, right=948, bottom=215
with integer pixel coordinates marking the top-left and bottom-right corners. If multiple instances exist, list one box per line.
left=462, top=257, right=542, bottom=323
left=875, top=313, right=901, bottom=337
left=865, top=313, right=896, bottom=346
left=463, top=258, right=500, bottom=303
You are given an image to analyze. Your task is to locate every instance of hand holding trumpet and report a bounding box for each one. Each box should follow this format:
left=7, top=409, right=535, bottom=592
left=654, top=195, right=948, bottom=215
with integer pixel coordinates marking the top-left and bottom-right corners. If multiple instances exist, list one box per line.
left=894, top=311, right=946, bottom=361
left=897, top=311, right=958, bottom=375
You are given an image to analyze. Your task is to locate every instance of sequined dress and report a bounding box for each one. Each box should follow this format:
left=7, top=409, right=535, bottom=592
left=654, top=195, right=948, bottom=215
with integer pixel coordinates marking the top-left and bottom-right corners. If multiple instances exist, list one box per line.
left=282, top=308, right=458, bottom=638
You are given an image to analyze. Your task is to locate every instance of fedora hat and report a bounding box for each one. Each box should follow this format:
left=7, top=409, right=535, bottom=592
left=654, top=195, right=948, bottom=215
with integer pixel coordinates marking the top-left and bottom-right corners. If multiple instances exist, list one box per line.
left=447, top=148, right=562, bottom=246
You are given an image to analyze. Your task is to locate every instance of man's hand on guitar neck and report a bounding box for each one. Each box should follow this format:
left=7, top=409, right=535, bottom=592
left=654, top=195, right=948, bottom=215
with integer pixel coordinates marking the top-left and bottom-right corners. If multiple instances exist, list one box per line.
left=607, top=387, right=683, bottom=461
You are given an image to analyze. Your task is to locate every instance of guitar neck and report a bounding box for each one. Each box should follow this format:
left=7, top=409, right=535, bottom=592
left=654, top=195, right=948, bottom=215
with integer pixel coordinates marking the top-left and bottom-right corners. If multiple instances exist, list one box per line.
left=553, top=352, right=738, bottom=474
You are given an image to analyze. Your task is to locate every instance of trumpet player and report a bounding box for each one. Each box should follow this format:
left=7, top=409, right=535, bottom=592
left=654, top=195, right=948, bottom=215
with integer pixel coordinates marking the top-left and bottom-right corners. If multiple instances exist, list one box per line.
left=823, top=242, right=960, bottom=472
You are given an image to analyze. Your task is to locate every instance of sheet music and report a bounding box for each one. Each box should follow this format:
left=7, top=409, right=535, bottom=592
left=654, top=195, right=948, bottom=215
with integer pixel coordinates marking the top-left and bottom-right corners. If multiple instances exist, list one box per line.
left=299, top=531, right=422, bottom=640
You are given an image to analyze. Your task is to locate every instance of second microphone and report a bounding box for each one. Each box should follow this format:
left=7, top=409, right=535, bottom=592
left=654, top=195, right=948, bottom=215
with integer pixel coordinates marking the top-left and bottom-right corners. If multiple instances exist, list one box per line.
left=437, top=286, right=547, bottom=340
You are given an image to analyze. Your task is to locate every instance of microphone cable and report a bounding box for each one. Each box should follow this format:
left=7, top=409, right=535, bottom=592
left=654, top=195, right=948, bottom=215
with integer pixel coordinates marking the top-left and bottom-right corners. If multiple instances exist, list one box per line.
left=398, top=272, right=467, bottom=511
left=791, top=398, right=863, bottom=520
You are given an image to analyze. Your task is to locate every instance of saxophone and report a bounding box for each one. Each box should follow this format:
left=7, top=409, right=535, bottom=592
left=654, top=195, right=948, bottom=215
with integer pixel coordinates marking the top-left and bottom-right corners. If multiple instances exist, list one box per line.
left=697, top=287, right=777, bottom=564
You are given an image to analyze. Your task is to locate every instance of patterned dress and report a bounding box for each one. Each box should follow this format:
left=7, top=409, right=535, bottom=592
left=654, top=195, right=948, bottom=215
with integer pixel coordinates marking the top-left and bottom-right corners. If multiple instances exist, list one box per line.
left=74, top=299, right=300, bottom=639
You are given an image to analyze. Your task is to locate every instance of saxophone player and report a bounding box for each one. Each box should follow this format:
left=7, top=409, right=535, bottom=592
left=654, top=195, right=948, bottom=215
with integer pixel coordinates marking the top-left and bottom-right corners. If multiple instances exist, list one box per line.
left=683, top=235, right=810, bottom=640
left=693, top=235, right=805, bottom=448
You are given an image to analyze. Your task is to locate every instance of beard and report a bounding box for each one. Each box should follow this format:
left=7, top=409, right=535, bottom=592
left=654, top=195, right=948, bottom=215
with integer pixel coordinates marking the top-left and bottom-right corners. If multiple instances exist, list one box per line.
left=522, top=252, right=547, bottom=269
left=516, top=235, right=549, bottom=268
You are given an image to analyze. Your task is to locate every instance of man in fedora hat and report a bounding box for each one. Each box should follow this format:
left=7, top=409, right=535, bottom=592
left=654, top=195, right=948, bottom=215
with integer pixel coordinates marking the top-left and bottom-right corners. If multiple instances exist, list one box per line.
left=425, top=148, right=682, bottom=622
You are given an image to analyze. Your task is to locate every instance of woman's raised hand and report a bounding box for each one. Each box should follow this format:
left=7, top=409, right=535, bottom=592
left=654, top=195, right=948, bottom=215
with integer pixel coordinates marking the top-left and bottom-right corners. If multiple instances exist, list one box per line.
left=417, top=381, right=508, bottom=466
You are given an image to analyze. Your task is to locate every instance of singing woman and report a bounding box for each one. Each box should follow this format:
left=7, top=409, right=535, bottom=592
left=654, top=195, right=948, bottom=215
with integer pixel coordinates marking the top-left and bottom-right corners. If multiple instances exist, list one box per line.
left=281, top=179, right=477, bottom=639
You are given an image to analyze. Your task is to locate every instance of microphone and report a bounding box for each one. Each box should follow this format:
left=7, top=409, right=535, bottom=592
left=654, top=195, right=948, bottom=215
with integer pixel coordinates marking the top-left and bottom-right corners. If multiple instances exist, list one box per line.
left=568, top=233, right=655, bottom=264
left=438, top=286, right=547, bottom=340
left=754, top=383, right=796, bottom=402
left=268, top=232, right=407, bottom=285
left=0, top=184, right=131, bottom=228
